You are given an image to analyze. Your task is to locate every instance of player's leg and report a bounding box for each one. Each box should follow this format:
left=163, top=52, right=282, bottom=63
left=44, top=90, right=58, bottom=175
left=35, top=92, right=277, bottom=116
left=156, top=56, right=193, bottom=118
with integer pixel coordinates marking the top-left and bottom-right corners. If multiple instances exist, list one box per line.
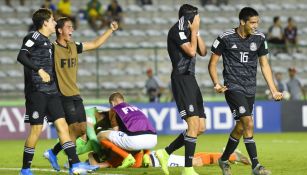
left=182, top=116, right=199, bottom=175
left=50, top=95, right=99, bottom=173
left=20, top=92, right=47, bottom=175
left=182, top=76, right=205, bottom=175
left=155, top=77, right=187, bottom=174
left=45, top=98, right=88, bottom=168
left=218, top=91, right=248, bottom=175
left=142, top=150, right=151, bottom=167
left=241, top=96, right=271, bottom=175
left=132, top=151, right=143, bottom=168
left=64, top=97, right=87, bottom=142
left=98, top=131, right=135, bottom=168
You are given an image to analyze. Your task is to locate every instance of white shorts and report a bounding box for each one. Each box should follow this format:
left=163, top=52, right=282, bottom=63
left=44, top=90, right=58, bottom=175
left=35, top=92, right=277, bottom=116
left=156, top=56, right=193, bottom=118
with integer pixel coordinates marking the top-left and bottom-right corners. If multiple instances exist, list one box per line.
left=108, top=131, right=157, bottom=151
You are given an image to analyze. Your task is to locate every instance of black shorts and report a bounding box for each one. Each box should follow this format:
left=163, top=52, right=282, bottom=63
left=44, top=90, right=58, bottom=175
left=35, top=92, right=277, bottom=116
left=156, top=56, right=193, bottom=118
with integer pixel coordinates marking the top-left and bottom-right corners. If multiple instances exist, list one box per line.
left=171, top=75, right=206, bottom=119
left=25, top=92, right=65, bottom=125
left=61, top=96, right=86, bottom=125
left=225, top=90, right=255, bottom=120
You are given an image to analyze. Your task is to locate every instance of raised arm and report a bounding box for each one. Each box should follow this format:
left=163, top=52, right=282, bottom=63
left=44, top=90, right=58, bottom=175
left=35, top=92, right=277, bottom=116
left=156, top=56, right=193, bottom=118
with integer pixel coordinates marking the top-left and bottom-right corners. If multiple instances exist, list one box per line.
left=82, top=21, right=118, bottom=52
left=180, top=15, right=200, bottom=58
left=196, top=34, right=207, bottom=56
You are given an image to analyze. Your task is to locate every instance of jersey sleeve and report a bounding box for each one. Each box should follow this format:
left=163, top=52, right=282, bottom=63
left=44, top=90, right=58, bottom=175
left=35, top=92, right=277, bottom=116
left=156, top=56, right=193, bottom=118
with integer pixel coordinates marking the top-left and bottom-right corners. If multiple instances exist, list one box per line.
left=171, top=25, right=189, bottom=46
left=75, top=42, right=83, bottom=54
left=211, top=36, right=226, bottom=55
left=257, top=39, right=269, bottom=57
left=20, top=34, right=37, bottom=54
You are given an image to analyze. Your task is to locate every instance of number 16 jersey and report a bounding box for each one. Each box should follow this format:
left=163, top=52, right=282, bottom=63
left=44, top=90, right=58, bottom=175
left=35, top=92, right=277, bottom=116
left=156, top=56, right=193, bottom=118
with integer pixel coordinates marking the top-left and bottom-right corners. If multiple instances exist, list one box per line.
left=211, top=28, right=268, bottom=96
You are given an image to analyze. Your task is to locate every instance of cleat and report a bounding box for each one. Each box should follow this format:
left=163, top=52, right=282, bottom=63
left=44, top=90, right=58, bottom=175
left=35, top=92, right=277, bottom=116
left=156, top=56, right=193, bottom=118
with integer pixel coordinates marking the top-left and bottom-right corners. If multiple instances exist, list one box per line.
left=218, top=158, right=232, bottom=175
left=252, top=164, right=271, bottom=175
left=117, top=154, right=135, bottom=168
left=234, top=149, right=251, bottom=165
left=181, top=167, right=199, bottom=175
left=142, top=153, right=151, bottom=167
left=155, top=149, right=170, bottom=175
left=70, top=162, right=99, bottom=175
left=19, top=168, right=33, bottom=175
left=43, top=149, right=60, bottom=171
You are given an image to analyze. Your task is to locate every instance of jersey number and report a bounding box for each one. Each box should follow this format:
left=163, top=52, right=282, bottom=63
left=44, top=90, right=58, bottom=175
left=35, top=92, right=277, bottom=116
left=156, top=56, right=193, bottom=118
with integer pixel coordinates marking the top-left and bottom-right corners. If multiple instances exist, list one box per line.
left=240, top=52, right=249, bottom=63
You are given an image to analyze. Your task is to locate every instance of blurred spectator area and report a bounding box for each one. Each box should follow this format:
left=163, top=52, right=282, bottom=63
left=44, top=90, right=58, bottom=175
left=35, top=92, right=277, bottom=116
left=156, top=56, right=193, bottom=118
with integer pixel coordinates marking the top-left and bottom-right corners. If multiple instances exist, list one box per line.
left=1, top=0, right=307, bottom=100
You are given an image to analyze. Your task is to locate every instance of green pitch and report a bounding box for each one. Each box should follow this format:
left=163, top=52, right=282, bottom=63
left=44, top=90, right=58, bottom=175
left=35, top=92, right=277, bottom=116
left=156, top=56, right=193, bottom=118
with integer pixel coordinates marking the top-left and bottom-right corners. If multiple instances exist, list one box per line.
left=0, top=132, right=306, bottom=175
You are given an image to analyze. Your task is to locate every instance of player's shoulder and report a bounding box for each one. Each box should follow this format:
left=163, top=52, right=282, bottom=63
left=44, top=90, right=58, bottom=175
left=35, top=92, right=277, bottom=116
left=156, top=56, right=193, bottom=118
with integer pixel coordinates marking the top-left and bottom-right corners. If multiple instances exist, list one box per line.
left=219, top=28, right=236, bottom=39
left=253, top=30, right=266, bottom=39
left=25, top=31, right=42, bottom=40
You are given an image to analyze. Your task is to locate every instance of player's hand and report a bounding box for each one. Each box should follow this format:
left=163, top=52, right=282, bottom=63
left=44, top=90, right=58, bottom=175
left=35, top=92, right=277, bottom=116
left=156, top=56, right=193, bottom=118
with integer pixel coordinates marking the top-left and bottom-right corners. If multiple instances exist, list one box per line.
left=214, top=83, right=228, bottom=93
left=38, top=69, right=50, bottom=83
left=110, top=21, right=118, bottom=31
left=272, top=91, right=283, bottom=101
left=189, top=14, right=200, bottom=32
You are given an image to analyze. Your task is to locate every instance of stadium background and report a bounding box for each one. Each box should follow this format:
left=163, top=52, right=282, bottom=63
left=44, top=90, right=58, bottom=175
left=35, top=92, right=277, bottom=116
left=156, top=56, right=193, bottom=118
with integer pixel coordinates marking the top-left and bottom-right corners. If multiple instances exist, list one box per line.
left=0, top=0, right=307, bottom=174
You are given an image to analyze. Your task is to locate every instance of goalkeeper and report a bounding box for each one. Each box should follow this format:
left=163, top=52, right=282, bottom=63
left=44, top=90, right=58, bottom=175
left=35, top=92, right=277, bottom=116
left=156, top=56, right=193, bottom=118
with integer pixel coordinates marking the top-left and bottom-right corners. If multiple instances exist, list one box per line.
left=74, top=107, right=250, bottom=168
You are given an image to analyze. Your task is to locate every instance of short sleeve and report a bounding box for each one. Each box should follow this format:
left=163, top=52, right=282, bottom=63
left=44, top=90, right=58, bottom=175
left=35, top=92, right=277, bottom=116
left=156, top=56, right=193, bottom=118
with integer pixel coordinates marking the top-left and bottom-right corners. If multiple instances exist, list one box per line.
left=20, top=34, right=37, bottom=54
left=171, top=25, right=189, bottom=47
left=211, top=36, right=226, bottom=55
left=75, top=42, right=83, bottom=54
left=257, top=39, right=269, bottom=57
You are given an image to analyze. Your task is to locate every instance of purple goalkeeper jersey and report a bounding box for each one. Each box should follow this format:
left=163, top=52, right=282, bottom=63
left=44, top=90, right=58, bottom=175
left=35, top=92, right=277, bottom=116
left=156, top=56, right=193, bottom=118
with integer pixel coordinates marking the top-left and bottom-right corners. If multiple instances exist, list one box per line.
left=113, top=102, right=156, bottom=134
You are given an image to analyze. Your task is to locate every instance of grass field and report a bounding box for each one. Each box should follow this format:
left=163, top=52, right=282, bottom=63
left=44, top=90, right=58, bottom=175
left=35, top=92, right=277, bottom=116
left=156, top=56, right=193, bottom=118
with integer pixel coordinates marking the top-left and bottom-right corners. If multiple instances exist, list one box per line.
left=0, top=132, right=306, bottom=175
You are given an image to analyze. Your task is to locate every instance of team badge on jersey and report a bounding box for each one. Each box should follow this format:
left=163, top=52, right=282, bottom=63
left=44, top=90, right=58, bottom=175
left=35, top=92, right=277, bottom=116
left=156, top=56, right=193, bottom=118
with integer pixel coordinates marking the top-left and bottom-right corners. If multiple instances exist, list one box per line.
left=32, top=111, right=39, bottom=119
left=189, top=105, right=194, bottom=112
left=239, top=106, right=246, bottom=114
left=250, top=42, right=257, bottom=51
left=25, top=40, right=34, bottom=47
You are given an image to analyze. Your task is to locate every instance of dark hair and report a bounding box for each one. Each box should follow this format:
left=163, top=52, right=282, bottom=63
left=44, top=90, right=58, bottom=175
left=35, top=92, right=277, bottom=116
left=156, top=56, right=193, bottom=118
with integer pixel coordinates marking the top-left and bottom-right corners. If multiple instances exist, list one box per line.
left=178, top=4, right=198, bottom=20
left=273, top=16, right=280, bottom=23
left=32, top=8, right=53, bottom=30
left=55, top=17, right=72, bottom=37
left=239, top=7, right=259, bottom=22
left=109, top=92, right=124, bottom=104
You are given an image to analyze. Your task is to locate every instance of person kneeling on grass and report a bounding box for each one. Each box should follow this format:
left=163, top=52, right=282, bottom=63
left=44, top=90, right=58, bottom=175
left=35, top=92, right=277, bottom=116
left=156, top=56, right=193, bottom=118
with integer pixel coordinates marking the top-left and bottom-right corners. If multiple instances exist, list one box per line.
left=74, top=105, right=251, bottom=169
left=96, top=92, right=157, bottom=168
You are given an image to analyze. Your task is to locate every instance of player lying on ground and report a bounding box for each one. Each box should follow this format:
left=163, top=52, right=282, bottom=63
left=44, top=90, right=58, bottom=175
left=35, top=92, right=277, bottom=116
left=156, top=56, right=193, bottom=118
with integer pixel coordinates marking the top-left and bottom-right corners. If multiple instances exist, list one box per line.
left=73, top=107, right=250, bottom=168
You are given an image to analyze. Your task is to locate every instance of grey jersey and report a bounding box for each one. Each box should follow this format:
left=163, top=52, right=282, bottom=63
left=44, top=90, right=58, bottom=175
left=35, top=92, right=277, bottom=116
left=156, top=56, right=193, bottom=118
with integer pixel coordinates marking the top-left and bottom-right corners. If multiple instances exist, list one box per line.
left=167, top=17, right=196, bottom=76
left=211, top=28, right=268, bottom=96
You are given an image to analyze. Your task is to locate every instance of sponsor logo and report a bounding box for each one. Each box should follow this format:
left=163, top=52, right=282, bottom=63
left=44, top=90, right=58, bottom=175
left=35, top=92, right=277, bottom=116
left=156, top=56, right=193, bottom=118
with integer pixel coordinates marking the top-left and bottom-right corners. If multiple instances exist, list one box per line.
left=231, top=44, right=237, bottom=49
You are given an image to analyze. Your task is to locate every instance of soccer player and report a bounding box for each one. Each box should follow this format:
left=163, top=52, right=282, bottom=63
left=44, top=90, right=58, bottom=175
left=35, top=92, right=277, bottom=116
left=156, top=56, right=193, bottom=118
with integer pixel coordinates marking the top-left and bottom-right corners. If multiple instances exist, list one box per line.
left=43, top=17, right=118, bottom=171
left=77, top=108, right=250, bottom=169
left=17, top=8, right=98, bottom=175
left=208, top=7, right=283, bottom=175
left=155, top=4, right=207, bottom=175
left=97, top=92, right=157, bottom=168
